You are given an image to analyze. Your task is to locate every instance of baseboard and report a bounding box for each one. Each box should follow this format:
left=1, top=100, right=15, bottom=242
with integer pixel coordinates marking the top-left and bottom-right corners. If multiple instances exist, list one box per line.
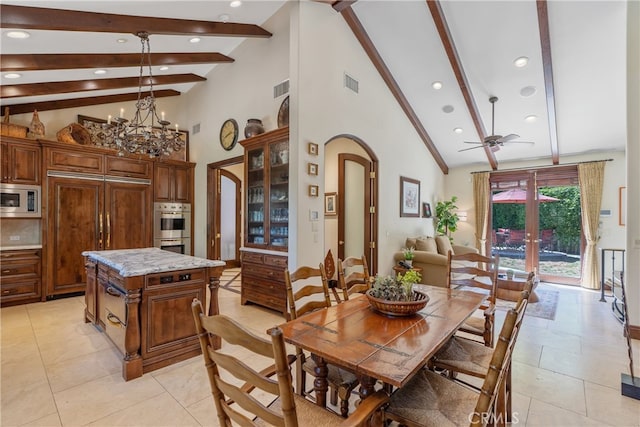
left=629, top=324, right=640, bottom=340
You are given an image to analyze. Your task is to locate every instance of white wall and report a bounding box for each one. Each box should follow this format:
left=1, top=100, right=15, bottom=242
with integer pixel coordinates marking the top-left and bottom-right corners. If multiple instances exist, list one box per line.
left=295, top=2, right=445, bottom=274
left=626, top=0, right=639, bottom=328
left=185, top=3, right=291, bottom=258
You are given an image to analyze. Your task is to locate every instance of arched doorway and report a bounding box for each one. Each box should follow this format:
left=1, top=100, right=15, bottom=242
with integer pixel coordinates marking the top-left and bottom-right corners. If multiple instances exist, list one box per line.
left=324, top=135, right=378, bottom=274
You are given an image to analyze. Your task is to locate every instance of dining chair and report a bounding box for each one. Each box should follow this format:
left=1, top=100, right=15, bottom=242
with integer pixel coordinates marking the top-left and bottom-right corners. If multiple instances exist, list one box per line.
left=447, top=250, right=500, bottom=347
left=429, top=272, right=535, bottom=422
left=382, top=288, right=529, bottom=427
left=337, top=256, right=372, bottom=302
left=191, top=299, right=388, bottom=427
left=284, top=264, right=360, bottom=417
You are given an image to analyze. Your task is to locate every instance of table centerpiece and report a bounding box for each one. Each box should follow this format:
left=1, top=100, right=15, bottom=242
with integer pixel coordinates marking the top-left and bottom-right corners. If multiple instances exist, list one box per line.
left=366, top=269, right=429, bottom=316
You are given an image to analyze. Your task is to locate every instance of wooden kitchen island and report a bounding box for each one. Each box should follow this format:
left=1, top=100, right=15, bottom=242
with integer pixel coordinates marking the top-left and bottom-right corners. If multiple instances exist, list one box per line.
left=82, top=248, right=225, bottom=381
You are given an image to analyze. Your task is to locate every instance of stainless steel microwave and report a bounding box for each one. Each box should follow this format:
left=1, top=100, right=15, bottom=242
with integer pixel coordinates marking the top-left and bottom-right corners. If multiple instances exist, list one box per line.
left=0, top=184, right=41, bottom=218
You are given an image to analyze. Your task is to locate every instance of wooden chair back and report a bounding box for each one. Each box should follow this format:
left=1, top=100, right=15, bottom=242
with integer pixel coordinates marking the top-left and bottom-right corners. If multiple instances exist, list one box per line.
left=338, top=256, right=372, bottom=301
left=191, top=299, right=297, bottom=427
left=447, top=251, right=499, bottom=306
left=284, top=264, right=331, bottom=320
left=470, top=289, right=529, bottom=426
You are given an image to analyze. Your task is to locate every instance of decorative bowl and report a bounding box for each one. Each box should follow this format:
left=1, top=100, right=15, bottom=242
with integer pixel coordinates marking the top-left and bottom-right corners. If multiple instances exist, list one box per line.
left=365, top=290, right=429, bottom=317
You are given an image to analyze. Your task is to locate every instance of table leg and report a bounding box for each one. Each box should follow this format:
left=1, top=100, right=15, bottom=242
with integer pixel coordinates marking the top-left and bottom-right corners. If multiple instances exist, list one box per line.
left=311, top=354, right=328, bottom=408
left=357, top=374, right=377, bottom=401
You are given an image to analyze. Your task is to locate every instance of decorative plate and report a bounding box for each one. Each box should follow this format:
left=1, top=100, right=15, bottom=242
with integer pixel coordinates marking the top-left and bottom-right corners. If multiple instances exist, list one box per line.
left=277, top=96, right=289, bottom=128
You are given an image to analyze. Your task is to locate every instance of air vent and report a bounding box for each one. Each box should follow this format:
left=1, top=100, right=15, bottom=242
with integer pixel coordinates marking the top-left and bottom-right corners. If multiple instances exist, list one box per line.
left=273, top=79, right=289, bottom=98
left=192, top=123, right=200, bottom=135
left=344, top=73, right=359, bottom=93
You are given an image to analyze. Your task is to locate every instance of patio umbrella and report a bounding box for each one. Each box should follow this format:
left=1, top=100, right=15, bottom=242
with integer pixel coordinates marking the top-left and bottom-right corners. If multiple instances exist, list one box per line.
left=492, top=188, right=560, bottom=203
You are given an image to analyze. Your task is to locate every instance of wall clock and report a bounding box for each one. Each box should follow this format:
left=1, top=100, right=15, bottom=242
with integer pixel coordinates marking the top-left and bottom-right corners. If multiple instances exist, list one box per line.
left=219, top=119, right=239, bottom=151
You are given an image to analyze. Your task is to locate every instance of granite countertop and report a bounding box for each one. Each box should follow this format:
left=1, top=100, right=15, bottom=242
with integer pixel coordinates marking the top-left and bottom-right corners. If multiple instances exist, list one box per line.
left=82, top=247, right=225, bottom=277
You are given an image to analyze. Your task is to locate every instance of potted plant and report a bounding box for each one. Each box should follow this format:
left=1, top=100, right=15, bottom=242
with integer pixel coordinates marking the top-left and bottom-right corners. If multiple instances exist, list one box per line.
left=402, top=246, right=415, bottom=267
left=366, top=271, right=428, bottom=316
left=435, top=196, right=460, bottom=241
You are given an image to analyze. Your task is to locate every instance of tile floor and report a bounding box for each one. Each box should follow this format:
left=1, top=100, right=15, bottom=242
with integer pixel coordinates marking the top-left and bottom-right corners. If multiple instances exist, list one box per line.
left=1, top=272, right=639, bottom=426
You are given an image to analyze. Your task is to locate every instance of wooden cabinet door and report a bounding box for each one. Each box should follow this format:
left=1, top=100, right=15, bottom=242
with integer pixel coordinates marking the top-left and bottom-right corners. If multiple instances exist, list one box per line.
left=1, top=140, right=41, bottom=184
left=47, top=177, right=103, bottom=296
left=105, top=181, right=152, bottom=250
left=153, top=163, right=172, bottom=202
left=173, top=164, right=191, bottom=203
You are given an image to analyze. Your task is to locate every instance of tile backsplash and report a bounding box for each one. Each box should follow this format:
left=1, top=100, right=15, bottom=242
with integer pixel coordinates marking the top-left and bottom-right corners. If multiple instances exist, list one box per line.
left=0, top=219, right=41, bottom=246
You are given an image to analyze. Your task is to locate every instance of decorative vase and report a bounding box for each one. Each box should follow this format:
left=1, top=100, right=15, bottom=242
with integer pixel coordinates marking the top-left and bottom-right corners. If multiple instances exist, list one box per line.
left=405, top=259, right=413, bottom=268
left=244, top=118, right=265, bottom=138
left=27, top=110, right=45, bottom=139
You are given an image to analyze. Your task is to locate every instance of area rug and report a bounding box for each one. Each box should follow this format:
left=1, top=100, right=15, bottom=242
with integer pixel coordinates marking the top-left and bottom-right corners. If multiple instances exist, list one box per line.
left=220, top=268, right=241, bottom=295
left=496, top=288, right=559, bottom=320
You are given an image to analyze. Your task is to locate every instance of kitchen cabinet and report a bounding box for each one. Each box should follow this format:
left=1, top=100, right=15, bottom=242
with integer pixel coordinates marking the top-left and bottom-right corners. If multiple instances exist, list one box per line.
left=0, top=248, right=42, bottom=306
left=83, top=248, right=225, bottom=380
left=42, top=141, right=154, bottom=297
left=1, top=137, right=41, bottom=184
left=239, top=127, right=289, bottom=315
left=153, top=161, right=194, bottom=203
left=46, top=175, right=152, bottom=297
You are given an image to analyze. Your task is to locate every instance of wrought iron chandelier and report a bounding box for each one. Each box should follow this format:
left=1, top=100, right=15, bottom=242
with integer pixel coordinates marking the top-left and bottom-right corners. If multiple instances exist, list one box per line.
left=102, top=32, right=184, bottom=157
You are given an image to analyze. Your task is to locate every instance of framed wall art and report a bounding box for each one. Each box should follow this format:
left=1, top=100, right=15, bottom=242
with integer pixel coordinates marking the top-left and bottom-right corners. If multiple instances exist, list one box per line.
left=619, top=186, right=627, bottom=226
left=422, top=202, right=432, bottom=218
left=308, top=142, right=318, bottom=156
left=309, top=185, right=319, bottom=197
left=400, top=176, right=420, bottom=217
left=325, top=192, right=337, bottom=216
left=308, top=162, right=318, bottom=176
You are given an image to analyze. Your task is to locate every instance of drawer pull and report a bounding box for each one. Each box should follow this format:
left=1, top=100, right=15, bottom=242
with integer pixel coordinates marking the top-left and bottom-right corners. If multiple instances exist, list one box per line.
left=2, top=289, right=13, bottom=294
left=106, top=286, right=122, bottom=297
left=2, top=269, right=11, bottom=274
left=107, top=312, right=124, bottom=327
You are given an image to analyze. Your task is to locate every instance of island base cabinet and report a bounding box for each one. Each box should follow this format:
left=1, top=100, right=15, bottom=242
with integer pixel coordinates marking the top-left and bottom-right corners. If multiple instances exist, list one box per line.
left=86, top=260, right=208, bottom=381
left=141, top=277, right=205, bottom=373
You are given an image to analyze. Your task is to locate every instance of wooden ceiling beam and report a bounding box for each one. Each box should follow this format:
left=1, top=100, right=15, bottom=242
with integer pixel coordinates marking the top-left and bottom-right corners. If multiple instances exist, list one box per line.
left=537, top=0, right=560, bottom=165
left=1, top=53, right=233, bottom=72
left=1, top=90, right=181, bottom=116
left=332, top=1, right=358, bottom=12
left=339, top=8, right=449, bottom=175
left=2, top=74, right=205, bottom=99
left=427, top=0, right=498, bottom=171
left=0, top=5, right=272, bottom=38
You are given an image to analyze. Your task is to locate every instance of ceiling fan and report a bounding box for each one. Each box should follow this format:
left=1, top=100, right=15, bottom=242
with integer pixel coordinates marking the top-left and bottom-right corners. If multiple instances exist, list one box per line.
left=459, top=96, right=534, bottom=152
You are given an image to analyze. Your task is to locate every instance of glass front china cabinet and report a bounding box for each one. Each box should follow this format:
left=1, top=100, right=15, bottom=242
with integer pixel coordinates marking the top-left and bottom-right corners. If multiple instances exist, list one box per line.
left=239, top=126, right=289, bottom=316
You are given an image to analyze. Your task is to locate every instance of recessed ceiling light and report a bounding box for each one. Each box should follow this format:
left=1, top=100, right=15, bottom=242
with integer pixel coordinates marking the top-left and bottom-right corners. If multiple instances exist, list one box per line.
left=442, top=105, right=454, bottom=113
left=520, top=86, right=537, bottom=97
left=525, top=115, right=538, bottom=123
left=189, top=37, right=201, bottom=43
left=514, top=56, right=529, bottom=68
left=3, top=73, right=22, bottom=79
left=94, top=69, right=107, bottom=75
left=159, top=66, right=169, bottom=71
left=6, top=31, right=30, bottom=39
left=117, top=38, right=128, bottom=43
left=230, top=0, right=242, bottom=7
left=219, top=14, right=230, bottom=23
left=432, top=81, right=443, bottom=90
left=453, top=127, right=463, bottom=134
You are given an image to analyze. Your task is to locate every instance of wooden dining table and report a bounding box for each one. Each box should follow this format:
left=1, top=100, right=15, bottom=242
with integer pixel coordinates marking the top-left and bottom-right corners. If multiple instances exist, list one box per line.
left=279, top=285, right=486, bottom=408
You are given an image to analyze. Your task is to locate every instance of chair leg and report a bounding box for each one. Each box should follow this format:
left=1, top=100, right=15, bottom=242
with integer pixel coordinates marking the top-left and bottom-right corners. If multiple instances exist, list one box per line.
left=330, top=387, right=338, bottom=406
left=484, top=315, right=494, bottom=347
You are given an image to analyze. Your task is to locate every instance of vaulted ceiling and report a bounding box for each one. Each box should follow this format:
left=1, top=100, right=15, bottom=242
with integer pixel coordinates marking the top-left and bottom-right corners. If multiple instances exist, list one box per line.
left=0, top=1, right=628, bottom=173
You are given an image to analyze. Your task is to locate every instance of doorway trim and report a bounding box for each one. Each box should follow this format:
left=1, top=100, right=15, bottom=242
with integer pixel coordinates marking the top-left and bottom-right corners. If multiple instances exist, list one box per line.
left=207, top=155, right=243, bottom=262
left=325, top=134, right=379, bottom=274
